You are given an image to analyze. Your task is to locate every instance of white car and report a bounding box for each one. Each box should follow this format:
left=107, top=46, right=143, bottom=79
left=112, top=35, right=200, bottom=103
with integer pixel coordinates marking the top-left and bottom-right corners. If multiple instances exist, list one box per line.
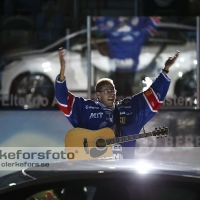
left=0, top=51, right=88, bottom=108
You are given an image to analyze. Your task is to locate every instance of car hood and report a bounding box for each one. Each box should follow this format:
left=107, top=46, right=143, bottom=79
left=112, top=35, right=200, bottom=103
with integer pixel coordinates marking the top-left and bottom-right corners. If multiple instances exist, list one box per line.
left=0, top=159, right=200, bottom=191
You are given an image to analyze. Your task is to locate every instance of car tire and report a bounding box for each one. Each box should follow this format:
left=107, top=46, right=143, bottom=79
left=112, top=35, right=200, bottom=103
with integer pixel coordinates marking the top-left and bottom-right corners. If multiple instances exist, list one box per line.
left=10, top=73, right=54, bottom=109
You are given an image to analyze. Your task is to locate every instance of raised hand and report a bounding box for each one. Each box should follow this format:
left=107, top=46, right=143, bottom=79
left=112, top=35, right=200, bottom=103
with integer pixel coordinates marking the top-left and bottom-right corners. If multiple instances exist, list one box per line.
left=164, top=50, right=180, bottom=72
left=59, top=47, right=66, bottom=82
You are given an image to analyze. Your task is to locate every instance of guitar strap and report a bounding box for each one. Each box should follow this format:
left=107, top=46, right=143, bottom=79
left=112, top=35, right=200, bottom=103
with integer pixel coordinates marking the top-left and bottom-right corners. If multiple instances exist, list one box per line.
left=113, top=104, right=121, bottom=137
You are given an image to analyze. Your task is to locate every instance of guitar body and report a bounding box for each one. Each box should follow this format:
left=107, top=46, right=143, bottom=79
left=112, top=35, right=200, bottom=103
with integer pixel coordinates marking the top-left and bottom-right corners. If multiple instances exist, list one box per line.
left=65, top=128, right=115, bottom=160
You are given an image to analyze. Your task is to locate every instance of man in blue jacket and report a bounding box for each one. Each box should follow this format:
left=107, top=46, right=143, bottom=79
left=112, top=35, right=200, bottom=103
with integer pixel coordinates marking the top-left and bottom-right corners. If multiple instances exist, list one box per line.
left=55, top=47, right=179, bottom=159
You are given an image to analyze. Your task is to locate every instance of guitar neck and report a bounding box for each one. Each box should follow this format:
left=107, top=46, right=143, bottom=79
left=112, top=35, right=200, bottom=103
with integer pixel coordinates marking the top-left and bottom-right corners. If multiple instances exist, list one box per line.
left=106, top=132, right=153, bottom=145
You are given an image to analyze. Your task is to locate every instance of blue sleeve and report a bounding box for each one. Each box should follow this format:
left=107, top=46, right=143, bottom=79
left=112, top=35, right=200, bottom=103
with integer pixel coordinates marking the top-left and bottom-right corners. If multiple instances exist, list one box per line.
left=55, top=75, right=84, bottom=127
left=128, top=72, right=170, bottom=126
left=55, top=75, right=69, bottom=105
left=150, top=72, right=171, bottom=101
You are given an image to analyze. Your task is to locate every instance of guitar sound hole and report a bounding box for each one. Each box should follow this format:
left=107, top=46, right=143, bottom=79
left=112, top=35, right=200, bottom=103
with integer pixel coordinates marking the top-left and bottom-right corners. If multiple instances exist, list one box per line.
left=96, top=138, right=106, bottom=148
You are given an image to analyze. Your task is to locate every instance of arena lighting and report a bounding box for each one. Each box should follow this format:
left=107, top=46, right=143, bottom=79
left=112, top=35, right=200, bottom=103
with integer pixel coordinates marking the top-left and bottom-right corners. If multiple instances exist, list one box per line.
left=194, top=60, right=198, bottom=65
left=108, top=166, right=116, bottom=169
left=142, top=77, right=153, bottom=92
left=178, top=71, right=183, bottom=78
left=42, top=62, right=52, bottom=72
left=130, top=160, right=154, bottom=174
left=9, top=183, right=16, bottom=186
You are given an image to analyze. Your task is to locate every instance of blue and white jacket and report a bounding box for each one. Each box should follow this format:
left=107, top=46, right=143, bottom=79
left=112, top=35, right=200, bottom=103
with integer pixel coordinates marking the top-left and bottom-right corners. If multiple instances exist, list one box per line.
left=55, top=72, right=170, bottom=159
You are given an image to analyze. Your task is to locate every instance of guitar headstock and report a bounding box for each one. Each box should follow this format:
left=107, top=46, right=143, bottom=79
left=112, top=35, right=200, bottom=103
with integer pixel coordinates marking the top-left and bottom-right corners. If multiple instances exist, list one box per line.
left=152, top=126, right=169, bottom=138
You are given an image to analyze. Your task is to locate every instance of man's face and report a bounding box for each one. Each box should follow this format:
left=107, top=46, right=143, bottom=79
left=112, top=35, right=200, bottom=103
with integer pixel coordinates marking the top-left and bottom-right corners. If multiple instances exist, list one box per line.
left=96, top=83, right=116, bottom=107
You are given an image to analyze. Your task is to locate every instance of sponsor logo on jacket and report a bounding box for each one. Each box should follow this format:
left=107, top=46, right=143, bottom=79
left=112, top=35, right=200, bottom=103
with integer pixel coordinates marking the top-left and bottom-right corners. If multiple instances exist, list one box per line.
left=89, top=112, right=103, bottom=119
left=85, top=105, right=100, bottom=109
left=120, top=117, right=126, bottom=124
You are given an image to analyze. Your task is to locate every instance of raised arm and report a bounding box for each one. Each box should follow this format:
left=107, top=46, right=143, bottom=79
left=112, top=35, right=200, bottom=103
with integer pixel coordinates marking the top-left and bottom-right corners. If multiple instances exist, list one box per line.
left=123, top=50, right=180, bottom=129
left=55, top=47, right=83, bottom=127
left=58, top=47, right=66, bottom=82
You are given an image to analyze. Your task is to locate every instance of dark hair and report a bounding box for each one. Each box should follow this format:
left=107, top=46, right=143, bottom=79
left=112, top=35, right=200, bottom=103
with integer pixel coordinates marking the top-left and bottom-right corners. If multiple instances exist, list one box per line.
left=95, top=78, right=115, bottom=92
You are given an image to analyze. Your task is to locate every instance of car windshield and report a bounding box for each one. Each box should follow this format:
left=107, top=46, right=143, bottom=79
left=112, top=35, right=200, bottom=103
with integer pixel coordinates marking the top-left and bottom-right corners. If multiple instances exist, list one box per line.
left=0, top=8, right=200, bottom=199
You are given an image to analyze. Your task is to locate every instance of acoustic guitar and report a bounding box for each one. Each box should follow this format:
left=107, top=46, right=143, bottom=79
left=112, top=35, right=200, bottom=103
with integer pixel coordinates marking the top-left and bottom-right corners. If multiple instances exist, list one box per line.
left=65, top=126, right=169, bottom=160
